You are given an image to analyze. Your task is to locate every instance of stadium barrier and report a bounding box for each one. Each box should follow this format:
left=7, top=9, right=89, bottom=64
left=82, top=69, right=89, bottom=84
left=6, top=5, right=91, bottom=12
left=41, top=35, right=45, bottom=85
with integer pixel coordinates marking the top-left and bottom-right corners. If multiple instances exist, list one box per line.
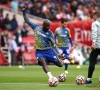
left=50, top=20, right=93, bottom=47
left=0, top=47, right=10, bottom=65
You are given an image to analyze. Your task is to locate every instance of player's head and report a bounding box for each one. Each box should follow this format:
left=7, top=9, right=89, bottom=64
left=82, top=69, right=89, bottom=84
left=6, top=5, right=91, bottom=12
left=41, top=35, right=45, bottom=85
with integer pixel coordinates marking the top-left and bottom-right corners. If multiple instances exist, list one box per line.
left=61, top=18, right=67, bottom=28
left=93, top=11, right=100, bottom=20
left=12, top=35, right=16, bottom=40
left=43, top=19, right=50, bottom=32
left=3, top=28, right=8, bottom=36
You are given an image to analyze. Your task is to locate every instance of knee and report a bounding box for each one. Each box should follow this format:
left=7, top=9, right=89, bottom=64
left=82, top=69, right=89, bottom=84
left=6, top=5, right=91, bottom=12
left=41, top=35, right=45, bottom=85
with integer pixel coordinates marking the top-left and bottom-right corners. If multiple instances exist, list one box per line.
left=58, top=64, right=63, bottom=67
left=39, top=59, right=44, bottom=63
left=60, top=65, right=63, bottom=67
left=38, top=58, right=46, bottom=65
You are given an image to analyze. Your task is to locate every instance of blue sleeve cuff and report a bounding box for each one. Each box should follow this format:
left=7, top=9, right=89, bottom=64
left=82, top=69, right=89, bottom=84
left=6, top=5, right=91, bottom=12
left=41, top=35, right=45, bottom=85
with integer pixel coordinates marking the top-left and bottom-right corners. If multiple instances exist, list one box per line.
left=69, top=38, right=73, bottom=46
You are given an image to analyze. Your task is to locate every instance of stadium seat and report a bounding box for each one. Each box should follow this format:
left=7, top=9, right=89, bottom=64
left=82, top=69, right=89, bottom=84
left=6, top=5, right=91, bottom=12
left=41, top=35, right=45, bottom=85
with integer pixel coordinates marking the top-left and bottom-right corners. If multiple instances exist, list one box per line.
left=22, top=36, right=35, bottom=44
left=0, top=28, right=3, bottom=34
left=23, top=50, right=37, bottom=65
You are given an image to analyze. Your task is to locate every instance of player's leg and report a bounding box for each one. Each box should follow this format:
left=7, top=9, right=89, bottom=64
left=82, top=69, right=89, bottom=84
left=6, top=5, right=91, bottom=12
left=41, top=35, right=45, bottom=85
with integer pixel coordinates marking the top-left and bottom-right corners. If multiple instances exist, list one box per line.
left=36, top=50, right=53, bottom=79
left=46, top=49, right=69, bottom=67
left=54, top=60, right=63, bottom=67
left=53, top=55, right=70, bottom=67
left=63, top=47, right=70, bottom=74
left=38, top=57, right=53, bottom=78
left=46, top=49, right=63, bottom=67
left=85, top=49, right=98, bottom=84
left=58, top=47, right=70, bottom=64
left=38, top=57, right=50, bottom=73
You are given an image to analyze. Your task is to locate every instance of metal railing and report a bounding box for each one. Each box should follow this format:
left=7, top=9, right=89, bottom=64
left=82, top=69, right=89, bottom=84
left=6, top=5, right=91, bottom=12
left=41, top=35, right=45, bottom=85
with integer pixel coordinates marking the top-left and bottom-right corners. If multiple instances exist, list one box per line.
left=1, top=47, right=11, bottom=66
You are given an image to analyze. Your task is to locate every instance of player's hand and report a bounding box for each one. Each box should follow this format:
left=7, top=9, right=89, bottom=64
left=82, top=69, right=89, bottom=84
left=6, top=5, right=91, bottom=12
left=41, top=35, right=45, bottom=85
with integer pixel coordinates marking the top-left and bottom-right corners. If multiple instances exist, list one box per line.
left=71, top=46, right=74, bottom=51
left=56, top=43, right=60, bottom=46
left=92, top=42, right=96, bottom=49
left=22, top=6, right=27, bottom=11
left=58, top=55, right=65, bottom=60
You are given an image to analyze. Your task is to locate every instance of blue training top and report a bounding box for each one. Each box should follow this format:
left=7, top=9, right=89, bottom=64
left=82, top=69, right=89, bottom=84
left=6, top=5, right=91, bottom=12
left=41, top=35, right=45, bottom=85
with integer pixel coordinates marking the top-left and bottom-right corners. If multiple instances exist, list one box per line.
left=54, top=27, right=73, bottom=47
left=23, top=10, right=57, bottom=50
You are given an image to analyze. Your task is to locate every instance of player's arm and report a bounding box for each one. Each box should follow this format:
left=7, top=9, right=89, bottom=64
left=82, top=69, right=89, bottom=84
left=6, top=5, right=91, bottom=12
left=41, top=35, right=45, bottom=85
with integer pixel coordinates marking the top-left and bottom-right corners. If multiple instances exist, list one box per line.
left=54, top=29, right=57, bottom=45
left=67, top=29, right=75, bottom=61
left=49, top=33, right=60, bottom=55
left=91, top=22, right=97, bottom=49
left=22, top=6, right=38, bottom=30
left=68, top=29, right=73, bottom=47
left=50, top=33, right=64, bottom=59
left=53, top=45, right=65, bottom=60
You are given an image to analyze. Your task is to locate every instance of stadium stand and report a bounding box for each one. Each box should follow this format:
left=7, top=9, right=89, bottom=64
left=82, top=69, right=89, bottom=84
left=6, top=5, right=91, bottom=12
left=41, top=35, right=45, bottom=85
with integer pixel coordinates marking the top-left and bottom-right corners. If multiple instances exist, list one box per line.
left=0, top=0, right=100, bottom=66
left=23, top=49, right=37, bottom=65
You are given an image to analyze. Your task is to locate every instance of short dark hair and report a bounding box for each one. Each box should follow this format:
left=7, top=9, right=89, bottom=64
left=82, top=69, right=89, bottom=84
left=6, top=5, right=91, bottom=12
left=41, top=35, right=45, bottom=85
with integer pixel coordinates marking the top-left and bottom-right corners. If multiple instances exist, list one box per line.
left=61, top=18, right=68, bottom=23
left=43, top=19, right=50, bottom=25
left=93, top=11, right=100, bottom=17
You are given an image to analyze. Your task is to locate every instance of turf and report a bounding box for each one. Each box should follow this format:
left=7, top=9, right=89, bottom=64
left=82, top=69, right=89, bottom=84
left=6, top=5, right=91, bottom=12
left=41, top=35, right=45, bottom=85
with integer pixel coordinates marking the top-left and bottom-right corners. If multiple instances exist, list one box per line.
left=0, top=65, right=100, bottom=90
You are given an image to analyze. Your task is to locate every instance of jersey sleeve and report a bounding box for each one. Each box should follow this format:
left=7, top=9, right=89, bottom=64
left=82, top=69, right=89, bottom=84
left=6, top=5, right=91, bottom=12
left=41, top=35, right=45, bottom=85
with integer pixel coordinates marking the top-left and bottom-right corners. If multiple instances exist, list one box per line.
left=49, top=32, right=55, bottom=47
left=91, top=22, right=98, bottom=43
left=67, top=29, right=71, bottom=38
left=49, top=32, right=60, bottom=56
left=23, top=10, right=38, bottom=30
left=67, top=28, right=73, bottom=46
left=54, top=29, right=58, bottom=44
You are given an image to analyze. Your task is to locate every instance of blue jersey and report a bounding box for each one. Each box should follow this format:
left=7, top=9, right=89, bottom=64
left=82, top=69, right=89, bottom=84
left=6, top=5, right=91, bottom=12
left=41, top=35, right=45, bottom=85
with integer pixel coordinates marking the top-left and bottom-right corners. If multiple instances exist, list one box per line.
left=23, top=11, right=55, bottom=50
left=54, top=27, right=72, bottom=47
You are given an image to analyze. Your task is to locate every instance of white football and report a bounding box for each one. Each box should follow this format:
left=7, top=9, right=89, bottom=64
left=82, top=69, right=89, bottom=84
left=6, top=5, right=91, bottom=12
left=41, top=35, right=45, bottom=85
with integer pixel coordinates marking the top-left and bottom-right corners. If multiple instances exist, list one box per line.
left=75, top=75, right=85, bottom=85
left=99, top=77, right=100, bottom=83
left=58, top=73, right=67, bottom=82
left=48, top=77, right=58, bottom=87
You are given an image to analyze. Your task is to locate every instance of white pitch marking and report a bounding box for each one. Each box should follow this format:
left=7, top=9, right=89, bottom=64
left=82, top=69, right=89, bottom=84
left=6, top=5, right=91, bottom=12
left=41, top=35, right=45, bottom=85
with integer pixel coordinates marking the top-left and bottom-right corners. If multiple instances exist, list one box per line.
left=0, top=83, right=75, bottom=86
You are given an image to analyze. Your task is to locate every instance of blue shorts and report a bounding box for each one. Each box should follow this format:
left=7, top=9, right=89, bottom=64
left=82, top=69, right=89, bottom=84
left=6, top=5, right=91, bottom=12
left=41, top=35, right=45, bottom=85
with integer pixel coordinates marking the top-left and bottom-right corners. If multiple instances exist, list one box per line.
left=58, top=47, right=69, bottom=59
left=36, top=49, right=60, bottom=65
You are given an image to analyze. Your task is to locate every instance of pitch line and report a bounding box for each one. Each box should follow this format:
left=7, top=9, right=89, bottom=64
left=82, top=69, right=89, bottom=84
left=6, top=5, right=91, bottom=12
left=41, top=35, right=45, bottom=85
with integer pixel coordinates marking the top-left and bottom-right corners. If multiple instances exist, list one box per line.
left=0, top=83, right=75, bottom=85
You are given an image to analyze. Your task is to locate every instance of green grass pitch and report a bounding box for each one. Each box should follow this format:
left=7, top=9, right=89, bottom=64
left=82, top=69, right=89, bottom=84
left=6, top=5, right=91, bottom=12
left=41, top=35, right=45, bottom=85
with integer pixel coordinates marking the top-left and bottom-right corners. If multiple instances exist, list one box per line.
left=0, top=65, right=100, bottom=90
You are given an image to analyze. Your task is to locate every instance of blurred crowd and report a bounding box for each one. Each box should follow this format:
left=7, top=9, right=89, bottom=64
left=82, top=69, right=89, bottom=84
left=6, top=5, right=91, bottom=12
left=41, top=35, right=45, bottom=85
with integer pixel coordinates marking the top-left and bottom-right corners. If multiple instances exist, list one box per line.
left=0, top=9, right=91, bottom=66
left=0, top=0, right=98, bottom=21
left=0, top=7, right=34, bottom=65
left=0, top=0, right=100, bottom=66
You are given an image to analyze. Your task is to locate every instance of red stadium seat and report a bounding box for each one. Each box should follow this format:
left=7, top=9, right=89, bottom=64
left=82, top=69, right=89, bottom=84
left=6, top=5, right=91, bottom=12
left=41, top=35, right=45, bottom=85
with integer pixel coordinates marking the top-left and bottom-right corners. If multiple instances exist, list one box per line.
left=0, top=28, right=3, bottom=33
left=22, top=36, right=35, bottom=44
left=23, top=50, right=37, bottom=65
